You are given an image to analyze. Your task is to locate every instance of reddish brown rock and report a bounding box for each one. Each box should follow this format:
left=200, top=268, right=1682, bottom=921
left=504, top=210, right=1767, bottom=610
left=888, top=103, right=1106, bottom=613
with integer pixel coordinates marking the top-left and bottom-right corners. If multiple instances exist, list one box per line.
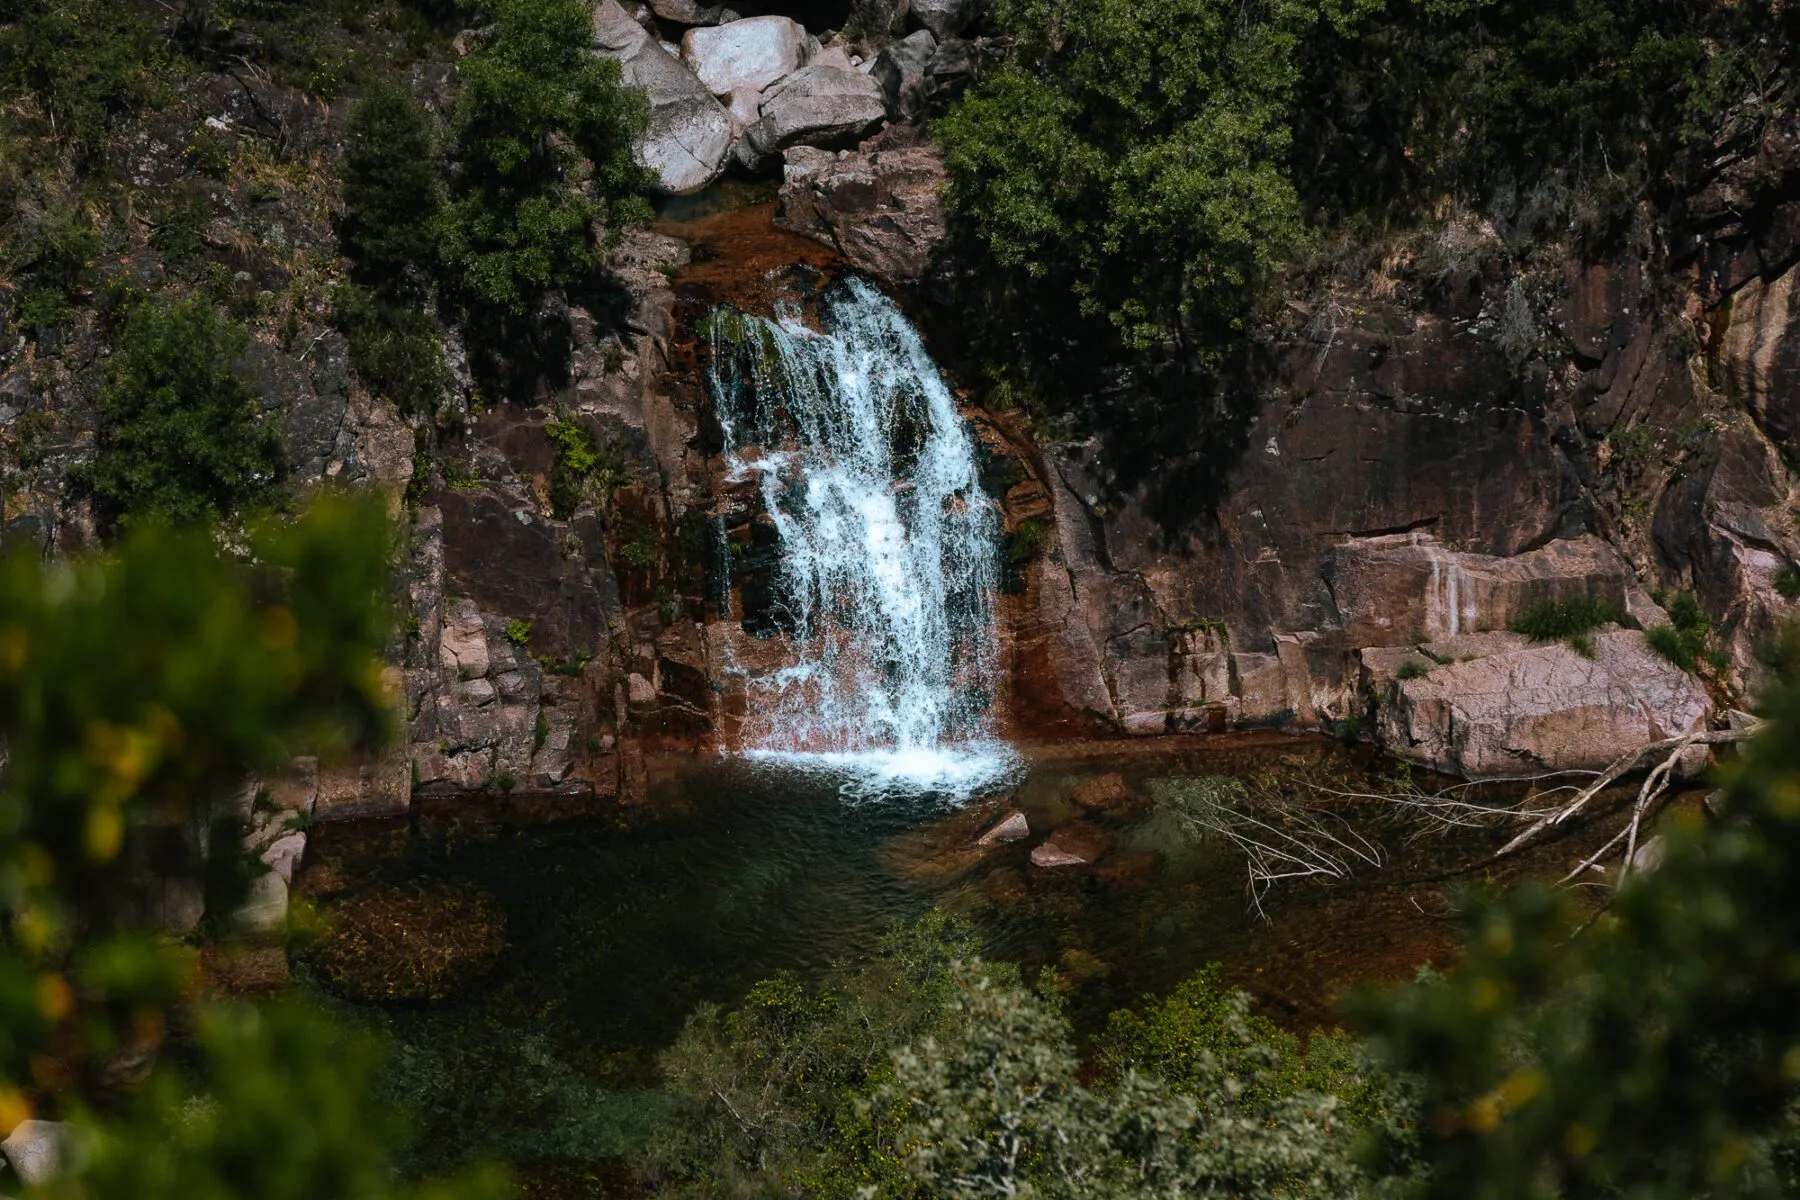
left=1069, top=772, right=1133, bottom=813
left=776, top=143, right=948, bottom=284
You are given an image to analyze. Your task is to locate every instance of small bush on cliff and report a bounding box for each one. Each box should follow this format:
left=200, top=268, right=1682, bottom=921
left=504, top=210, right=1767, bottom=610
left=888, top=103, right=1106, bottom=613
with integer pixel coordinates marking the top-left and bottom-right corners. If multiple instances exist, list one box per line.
left=437, top=0, right=652, bottom=320
left=1646, top=588, right=1718, bottom=675
left=342, top=76, right=443, bottom=289
left=72, top=294, right=287, bottom=531
left=332, top=283, right=447, bottom=419
left=4, top=201, right=101, bottom=335
left=1508, top=596, right=1626, bottom=657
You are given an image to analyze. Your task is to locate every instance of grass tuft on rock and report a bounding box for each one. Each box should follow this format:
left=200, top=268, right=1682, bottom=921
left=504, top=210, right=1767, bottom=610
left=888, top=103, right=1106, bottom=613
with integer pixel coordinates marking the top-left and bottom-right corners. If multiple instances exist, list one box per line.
left=1509, top=597, right=1626, bottom=658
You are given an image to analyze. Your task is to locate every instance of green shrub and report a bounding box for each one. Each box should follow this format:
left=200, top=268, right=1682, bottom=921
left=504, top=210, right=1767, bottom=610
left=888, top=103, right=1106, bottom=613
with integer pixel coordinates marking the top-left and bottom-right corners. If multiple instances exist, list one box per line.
left=1509, top=597, right=1627, bottom=652
left=1395, top=658, right=1431, bottom=681
left=1778, top=564, right=1800, bottom=602
left=1099, top=963, right=1413, bottom=1146
left=6, top=203, right=101, bottom=334
left=72, top=295, right=287, bottom=530
left=938, top=0, right=1305, bottom=364
left=437, top=0, right=652, bottom=318
left=149, top=185, right=213, bottom=274
left=0, top=0, right=170, bottom=155
left=1008, top=515, right=1049, bottom=565
left=505, top=617, right=531, bottom=646
left=341, top=77, right=443, bottom=287
left=331, top=283, right=447, bottom=418
left=1645, top=588, right=1715, bottom=674
left=544, top=416, right=617, bottom=519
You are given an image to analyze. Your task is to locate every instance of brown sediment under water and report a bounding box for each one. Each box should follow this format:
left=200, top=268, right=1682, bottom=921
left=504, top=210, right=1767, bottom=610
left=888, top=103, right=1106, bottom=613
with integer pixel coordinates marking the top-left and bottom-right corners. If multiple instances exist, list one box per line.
left=296, top=734, right=1641, bottom=1178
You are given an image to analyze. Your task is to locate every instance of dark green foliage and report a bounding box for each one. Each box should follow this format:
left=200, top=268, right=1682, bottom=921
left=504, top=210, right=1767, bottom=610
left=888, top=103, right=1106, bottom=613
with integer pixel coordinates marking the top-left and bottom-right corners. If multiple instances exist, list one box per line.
left=1294, top=0, right=1797, bottom=229
left=642, top=911, right=986, bottom=1198
left=438, top=0, right=653, bottom=319
left=1646, top=588, right=1716, bottom=674
left=0, top=0, right=168, bottom=156
left=544, top=416, right=619, bottom=519
left=1508, top=596, right=1627, bottom=653
left=72, top=295, right=287, bottom=531
left=149, top=186, right=214, bottom=275
left=1356, top=632, right=1800, bottom=1199
left=1778, top=564, right=1800, bottom=603
left=342, top=78, right=443, bottom=288
left=332, top=284, right=448, bottom=418
left=937, top=0, right=1305, bottom=363
left=880, top=963, right=1364, bottom=1199
left=1098, top=964, right=1407, bottom=1135
left=5, top=203, right=101, bottom=336
left=0, top=499, right=508, bottom=1200
left=1395, top=658, right=1431, bottom=682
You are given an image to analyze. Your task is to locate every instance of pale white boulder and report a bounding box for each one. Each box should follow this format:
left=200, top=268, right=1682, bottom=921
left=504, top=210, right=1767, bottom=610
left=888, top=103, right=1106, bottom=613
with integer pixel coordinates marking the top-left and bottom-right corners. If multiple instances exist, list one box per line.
left=593, top=0, right=735, bottom=194
left=680, top=15, right=810, bottom=96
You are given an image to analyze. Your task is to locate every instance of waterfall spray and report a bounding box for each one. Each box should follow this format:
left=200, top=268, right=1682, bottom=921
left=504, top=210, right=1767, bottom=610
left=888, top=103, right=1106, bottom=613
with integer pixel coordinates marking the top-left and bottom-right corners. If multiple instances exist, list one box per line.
left=706, top=277, right=1016, bottom=797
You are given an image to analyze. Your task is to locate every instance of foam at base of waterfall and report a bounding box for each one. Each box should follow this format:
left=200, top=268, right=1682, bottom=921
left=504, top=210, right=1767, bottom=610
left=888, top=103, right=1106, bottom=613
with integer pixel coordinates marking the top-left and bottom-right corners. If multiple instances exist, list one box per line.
left=743, top=742, right=1022, bottom=801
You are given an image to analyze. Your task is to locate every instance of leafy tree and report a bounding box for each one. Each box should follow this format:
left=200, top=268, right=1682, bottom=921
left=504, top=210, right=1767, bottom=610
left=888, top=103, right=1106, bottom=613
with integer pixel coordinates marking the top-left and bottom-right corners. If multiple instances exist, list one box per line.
left=73, top=295, right=287, bottom=532
left=0, top=498, right=508, bottom=1199
left=1356, top=633, right=1800, bottom=1198
left=881, top=965, right=1361, bottom=1199
left=342, top=77, right=444, bottom=289
left=1098, top=964, right=1413, bottom=1139
left=437, top=0, right=652, bottom=320
left=642, top=911, right=983, bottom=1198
left=937, top=0, right=1307, bottom=363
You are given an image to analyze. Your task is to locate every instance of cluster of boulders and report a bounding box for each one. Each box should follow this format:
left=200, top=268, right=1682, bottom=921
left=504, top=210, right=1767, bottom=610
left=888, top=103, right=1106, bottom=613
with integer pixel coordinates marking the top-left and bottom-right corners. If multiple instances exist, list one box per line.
left=591, top=0, right=984, bottom=194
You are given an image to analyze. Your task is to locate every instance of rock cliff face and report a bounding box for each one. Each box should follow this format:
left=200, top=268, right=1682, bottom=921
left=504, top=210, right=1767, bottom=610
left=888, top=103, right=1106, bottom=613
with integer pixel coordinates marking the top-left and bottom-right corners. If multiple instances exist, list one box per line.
left=5, top=1, right=1798, bottom=826
left=762, top=121, right=1800, bottom=777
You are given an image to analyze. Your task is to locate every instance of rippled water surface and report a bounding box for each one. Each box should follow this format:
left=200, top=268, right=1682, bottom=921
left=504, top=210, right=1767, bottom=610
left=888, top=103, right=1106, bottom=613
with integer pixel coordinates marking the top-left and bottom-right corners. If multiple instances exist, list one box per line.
left=301, top=736, right=1520, bottom=1179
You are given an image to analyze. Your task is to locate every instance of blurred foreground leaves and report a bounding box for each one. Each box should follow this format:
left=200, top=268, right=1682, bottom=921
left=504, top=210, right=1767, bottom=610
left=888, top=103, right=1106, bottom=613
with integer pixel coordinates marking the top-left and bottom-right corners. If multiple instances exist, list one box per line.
left=0, top=496, right=507, bottom=1199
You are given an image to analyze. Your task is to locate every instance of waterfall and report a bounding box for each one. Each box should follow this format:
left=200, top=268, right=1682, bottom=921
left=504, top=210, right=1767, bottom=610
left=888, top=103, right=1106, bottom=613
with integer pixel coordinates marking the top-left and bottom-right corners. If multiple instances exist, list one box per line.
left=705, top=277, right=1015, bottom=797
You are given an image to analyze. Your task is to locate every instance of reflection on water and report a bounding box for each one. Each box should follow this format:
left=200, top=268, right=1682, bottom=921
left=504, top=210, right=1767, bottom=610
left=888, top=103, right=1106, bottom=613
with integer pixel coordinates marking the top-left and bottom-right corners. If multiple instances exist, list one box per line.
left=300, top=737, right=1490, bottom=1179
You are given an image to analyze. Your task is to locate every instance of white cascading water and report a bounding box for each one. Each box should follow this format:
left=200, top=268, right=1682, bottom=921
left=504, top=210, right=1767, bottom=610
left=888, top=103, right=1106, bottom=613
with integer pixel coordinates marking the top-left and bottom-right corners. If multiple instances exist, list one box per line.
left=706, top=277, right=1016, bottom=797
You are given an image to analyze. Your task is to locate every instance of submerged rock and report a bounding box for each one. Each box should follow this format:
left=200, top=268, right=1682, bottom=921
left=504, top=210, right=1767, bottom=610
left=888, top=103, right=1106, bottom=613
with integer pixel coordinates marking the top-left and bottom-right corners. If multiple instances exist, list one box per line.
left=1069, top=772, right=1133, bottom=813
left=1029, top=842, right=1089, bottom=869
left=976, top=809, right=1029, bottom=845
left=1031, top=822, right=1108, bottom=868
left=309, top=880, right=509, bottom=1004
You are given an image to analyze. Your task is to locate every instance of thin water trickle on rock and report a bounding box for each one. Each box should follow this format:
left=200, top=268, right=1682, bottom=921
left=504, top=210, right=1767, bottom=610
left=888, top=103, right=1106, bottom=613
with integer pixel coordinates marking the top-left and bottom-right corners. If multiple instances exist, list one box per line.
left=706, top=277, right=1014, bottom=796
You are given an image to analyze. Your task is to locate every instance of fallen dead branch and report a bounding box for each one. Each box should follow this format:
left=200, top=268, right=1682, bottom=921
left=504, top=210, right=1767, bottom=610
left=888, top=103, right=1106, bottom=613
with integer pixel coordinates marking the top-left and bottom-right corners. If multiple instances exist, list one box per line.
left=1150, top=775, right=1383, bottom=919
